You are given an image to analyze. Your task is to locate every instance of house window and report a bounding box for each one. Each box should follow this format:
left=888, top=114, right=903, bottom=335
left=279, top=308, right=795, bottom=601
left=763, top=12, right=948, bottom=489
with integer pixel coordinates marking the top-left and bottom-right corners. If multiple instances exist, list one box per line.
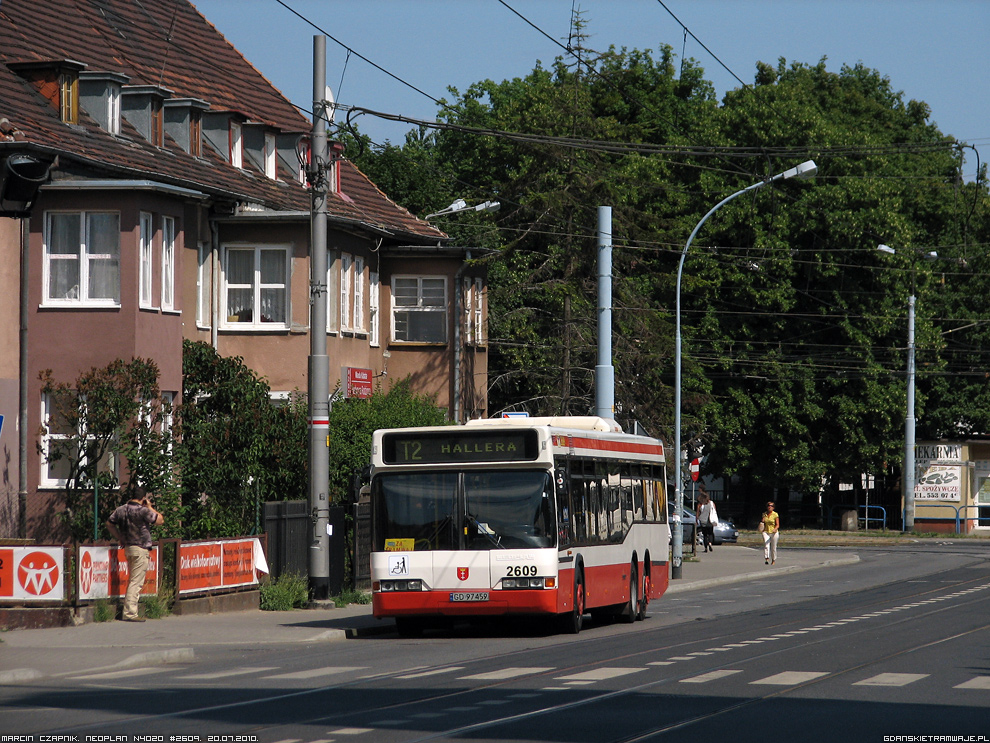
left=197, top=241, right=211, bottom=328
left=353, top=257, right=365, bottom=332
left=40, top=392, right=73, bottom=488
left=340, top=253, right=352, bottom=330
left=264, top=132, right=277, bottom=179
left=44, top=211, right=120, bottom=305
left=161, top=391, right=175, bottom=453
left=465, top=277, right=485, bottom=346
left=190, top=110, right=202, bottom=157
left=40, top=393, right=116, bottom=488
left=139, top=212, right=154, bottom=308
left=223, top=245, right=289, bottom=328
left=392, top=276, right=447, bottom=343
left=161, top=216, right=175, bottom=311
left=230, top=121, right=242, bottom=168
left=108, top=85, right=121, bottom=135
left=151, top=98, right=163, bottom=147
left=59, top=72, right=78, bottom=124
left=369, top=271, right=380, bottom=347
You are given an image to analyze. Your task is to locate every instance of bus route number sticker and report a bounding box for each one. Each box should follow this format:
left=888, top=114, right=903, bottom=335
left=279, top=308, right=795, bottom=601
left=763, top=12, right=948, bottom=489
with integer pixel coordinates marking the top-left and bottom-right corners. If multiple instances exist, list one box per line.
left=450, top=592, right=489, bottom=602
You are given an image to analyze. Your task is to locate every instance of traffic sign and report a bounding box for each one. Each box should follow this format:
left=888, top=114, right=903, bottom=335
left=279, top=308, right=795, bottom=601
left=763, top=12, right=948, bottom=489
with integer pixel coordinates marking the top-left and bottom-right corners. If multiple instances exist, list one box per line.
left=690, top=458, right=700, bottom=482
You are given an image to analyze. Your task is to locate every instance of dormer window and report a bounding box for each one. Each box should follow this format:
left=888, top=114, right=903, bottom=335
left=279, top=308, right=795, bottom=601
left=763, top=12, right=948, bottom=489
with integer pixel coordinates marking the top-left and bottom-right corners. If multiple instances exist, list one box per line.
left=190, top=110, right=202, bottom=157
left=78, top=71, right=128, bottom=135
left=264, top=132, right=277, bottom=179
left=150, top=98, right=163, bottom=147
left=120, top=84, right=172, bottom=145
left=230, top=120, right=242, bottom=168
left=59, top=72, right=78, bottom=123
left=107, top=85, right=121, bottom=135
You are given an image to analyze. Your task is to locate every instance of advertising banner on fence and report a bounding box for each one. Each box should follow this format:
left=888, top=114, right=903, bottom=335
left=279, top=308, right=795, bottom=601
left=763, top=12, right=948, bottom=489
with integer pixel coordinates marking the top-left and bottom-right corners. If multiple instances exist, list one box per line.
left=77, top=545, right=159, bottom=600
left=178, top=538, right=261, bottom=595
left=0, top=546, right=64, bottom=602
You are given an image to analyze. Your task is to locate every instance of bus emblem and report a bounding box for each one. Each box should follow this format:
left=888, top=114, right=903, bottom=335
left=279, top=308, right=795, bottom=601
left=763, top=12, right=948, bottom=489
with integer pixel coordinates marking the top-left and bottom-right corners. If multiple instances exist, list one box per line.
left=457, top=567, right=469, bottom=581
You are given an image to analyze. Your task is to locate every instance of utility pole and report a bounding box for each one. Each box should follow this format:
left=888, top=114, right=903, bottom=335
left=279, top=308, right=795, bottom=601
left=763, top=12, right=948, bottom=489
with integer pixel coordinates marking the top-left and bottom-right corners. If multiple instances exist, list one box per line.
left=307, top=35, right=330, bottom=600
left=904, top=294, right=916, bottom=531
left=595, top=206, right=614, bottom=420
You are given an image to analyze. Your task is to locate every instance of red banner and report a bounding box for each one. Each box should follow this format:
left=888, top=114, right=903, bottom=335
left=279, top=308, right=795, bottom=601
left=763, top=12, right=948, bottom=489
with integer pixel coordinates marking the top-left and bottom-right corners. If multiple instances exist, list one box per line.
left=178, top=538, right=260, bottom=595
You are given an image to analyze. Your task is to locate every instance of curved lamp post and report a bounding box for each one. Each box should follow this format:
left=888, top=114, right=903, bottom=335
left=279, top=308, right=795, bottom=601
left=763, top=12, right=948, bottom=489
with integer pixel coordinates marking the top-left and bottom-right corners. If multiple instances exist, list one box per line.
left=672, top=160, right=817, bottom=579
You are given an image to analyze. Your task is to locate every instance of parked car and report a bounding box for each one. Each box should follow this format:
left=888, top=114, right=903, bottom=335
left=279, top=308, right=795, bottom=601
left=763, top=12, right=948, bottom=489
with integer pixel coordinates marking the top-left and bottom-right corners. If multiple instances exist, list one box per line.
left=667, top=503, right=696, bottom=545
left=712, top=517, right=739, bottom=545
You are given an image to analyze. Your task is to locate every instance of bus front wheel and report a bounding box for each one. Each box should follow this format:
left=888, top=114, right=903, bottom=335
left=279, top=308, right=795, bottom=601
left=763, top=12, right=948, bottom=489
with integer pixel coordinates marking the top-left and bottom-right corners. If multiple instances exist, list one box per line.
left=560, top=571, right=585, bottom=634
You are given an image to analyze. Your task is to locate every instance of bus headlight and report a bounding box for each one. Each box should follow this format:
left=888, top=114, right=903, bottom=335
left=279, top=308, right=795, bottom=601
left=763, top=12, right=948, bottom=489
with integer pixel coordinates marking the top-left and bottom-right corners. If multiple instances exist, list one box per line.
left=379, top=580, right=424, bottom=592
left=501, top=577, right=547, bottom=589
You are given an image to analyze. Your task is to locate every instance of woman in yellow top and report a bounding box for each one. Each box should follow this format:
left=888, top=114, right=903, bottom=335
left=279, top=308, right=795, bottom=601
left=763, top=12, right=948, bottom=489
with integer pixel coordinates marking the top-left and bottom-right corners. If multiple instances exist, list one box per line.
left=759, top=501, right=781, bottom=565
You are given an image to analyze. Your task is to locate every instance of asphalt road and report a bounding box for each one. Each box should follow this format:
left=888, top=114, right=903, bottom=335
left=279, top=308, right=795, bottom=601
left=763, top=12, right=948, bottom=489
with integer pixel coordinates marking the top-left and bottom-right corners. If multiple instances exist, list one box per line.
left=3, top=543, right=989, bottom=742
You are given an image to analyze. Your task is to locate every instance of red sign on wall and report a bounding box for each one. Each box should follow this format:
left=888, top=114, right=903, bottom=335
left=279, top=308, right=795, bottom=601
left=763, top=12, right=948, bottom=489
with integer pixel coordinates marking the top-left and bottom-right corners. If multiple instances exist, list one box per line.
left=343, top=366, right=373, bottom=399
left=178, top=539, right=261, bottom=595
left=0, top=546, right=64, bottom=601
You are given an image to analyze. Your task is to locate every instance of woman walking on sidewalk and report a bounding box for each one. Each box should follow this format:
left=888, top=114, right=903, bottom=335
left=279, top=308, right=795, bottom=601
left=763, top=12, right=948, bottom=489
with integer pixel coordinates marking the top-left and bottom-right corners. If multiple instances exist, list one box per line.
left=759, top=501, right=780, bottom=565
left=696, top=490, right=718, bottom=552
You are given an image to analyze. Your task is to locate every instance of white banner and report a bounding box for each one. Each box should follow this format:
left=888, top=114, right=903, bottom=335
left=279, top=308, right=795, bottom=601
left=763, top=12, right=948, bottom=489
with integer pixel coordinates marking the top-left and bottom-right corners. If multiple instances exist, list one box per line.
left=0, top=546, right=64, bottom=602
left=915, top=465, right=962, bottom=501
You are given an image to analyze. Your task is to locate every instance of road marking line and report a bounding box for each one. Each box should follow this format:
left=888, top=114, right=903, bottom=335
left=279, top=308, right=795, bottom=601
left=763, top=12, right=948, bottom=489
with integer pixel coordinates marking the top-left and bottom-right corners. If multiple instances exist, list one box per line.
left=668, top=656, right=696, bottom=661
left=267, top=666, right=366, bottom=680
left=955, top=676, right=990, bottom=690
left=71, top=667, right=162, bottom=680
left=555, top=668, right=645, bottom=682
left=648, top=661, right=675, bottom=666
left=179, top=666, right=278, bottom=680
left=459, top=667, right=553, bottom=680
left=681, top=670, right=744, bottom=684
left=330, top=728, right=374, bottom=735
left=397, top=667, right=465, bottom=679
left=751, top=671, right=829, bottom=685
left=854, top=673, right=928, bottom=687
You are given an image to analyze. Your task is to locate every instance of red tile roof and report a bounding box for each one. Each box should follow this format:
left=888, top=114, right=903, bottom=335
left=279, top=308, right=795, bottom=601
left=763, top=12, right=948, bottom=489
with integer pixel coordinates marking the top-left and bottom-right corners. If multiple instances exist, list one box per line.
left=0, top=0, right=444, bottom=241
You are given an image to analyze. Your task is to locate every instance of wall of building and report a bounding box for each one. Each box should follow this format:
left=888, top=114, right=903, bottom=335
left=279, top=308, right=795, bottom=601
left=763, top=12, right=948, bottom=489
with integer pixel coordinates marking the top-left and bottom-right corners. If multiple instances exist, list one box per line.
left=0, top=217, right=22, bottom=537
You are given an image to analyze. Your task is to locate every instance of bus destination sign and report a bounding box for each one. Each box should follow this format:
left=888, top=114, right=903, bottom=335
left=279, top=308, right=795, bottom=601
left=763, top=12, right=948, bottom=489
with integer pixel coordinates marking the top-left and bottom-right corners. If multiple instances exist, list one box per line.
left=382, top=430, right=539, bottom=464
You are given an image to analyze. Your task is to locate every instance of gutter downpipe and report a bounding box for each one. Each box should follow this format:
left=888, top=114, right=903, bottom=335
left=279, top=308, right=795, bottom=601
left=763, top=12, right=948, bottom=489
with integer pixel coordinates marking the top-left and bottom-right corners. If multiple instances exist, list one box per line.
left=210, top=218, right=220, bottom=349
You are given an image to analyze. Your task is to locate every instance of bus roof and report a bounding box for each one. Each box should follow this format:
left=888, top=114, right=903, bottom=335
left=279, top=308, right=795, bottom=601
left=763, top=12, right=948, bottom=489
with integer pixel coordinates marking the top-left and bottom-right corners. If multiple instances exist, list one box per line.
left=465, top=416, right=623, bottom=433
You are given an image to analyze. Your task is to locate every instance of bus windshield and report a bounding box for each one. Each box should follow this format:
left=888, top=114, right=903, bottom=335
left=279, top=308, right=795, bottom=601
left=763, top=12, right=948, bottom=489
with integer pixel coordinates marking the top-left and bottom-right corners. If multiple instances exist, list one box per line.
left=374, top=469, right=556, bottom=551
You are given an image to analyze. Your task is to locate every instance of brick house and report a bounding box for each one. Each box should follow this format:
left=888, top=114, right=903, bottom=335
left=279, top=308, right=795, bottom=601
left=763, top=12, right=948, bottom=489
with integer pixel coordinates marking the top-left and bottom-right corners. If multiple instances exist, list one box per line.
left=0, top=0, right=488, bottom=540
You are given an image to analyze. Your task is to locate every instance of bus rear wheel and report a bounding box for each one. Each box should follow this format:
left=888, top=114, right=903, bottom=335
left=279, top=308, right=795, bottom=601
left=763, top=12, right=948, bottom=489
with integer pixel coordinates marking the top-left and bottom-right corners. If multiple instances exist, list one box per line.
left=637, top=571, right=650, bottom=621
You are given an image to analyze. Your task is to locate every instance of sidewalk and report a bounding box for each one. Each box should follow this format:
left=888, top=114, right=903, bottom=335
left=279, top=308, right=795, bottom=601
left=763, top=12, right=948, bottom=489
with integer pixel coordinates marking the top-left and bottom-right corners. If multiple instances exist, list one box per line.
left=0, top=544, right=857, bottom=683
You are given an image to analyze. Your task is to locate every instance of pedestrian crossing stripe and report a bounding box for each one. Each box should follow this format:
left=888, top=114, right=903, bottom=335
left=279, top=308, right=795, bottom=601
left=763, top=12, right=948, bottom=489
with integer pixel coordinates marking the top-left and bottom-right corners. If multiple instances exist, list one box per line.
left=751, top=671, right=829, bottom=685
left=459, top=667, right=554, bottom=680
left=955, top=676, right=990, bottom=690
left=854, top=673, right=928, bottom=687
left=681, top=669, right=744, bottom=683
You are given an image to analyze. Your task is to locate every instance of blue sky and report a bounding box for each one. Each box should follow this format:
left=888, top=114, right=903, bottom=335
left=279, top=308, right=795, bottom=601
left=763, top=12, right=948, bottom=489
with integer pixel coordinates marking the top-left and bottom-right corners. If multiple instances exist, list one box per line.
left=194, top=0, right=988, bottom=177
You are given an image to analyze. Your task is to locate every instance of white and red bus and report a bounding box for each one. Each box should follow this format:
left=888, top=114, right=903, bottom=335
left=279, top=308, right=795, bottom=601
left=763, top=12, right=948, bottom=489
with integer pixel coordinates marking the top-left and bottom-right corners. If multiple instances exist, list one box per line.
left=369, top=416, right=670, bottom=635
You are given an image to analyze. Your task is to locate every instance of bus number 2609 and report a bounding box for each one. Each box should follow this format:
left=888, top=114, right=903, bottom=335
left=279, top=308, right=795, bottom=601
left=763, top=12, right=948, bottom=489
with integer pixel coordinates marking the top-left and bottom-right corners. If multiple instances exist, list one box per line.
left=506, top=565, right=537, bottom=577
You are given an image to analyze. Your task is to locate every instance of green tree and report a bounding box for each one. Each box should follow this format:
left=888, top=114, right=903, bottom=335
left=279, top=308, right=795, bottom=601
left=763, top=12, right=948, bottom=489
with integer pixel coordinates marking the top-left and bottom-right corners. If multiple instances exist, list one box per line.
left=327, top=378, right=449, bottom=503
left=37, top=358, right=176, bottom=542
left=177, top=340, right=308, bottom=538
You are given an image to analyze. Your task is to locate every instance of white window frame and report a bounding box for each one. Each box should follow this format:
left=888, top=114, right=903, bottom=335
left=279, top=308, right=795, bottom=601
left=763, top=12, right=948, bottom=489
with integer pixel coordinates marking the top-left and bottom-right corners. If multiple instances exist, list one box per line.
left=230, top=121, right=242, bottom=168
left=264, top=131, right=277, bottom=179
left=391, top=275, right=448, bottom=344
left=40, top=392, right=72, bottom=489
left=369, top=271, right=380, bottom=347
left=221, top=244, right=291, bottom=330
left=353, top=256, right=365, bottom=333
left=161, top=216, right=175, bottom=311
left=339, top=253, right=352, bottom=331
left=108, top=85, right=121, bottom=136
left=42, top=211, right=121, bottom=307
left=139, top=212, right=154, bottom=309
left=161, top=391, right=175, bottom=454
left=196, top=241, right=211, bottom=329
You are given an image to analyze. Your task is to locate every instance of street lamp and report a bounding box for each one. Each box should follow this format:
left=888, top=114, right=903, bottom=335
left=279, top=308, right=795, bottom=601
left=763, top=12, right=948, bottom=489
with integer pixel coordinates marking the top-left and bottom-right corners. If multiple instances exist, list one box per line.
left=672, top=160, right=817, bottom=579
left=425, top=198, right=500, bottom=220
left=877, top=243, right=938, bottom=532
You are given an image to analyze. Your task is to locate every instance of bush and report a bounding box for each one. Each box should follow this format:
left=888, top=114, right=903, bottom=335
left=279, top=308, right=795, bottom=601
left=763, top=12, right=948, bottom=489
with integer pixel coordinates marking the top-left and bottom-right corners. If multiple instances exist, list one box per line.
left=140, top=588, right=173, bottom=619
left=93, top=598, right=115, bottom=622
left=260, top=573, right=309, bottom=611
left=332, top=588, right=371, bottom=608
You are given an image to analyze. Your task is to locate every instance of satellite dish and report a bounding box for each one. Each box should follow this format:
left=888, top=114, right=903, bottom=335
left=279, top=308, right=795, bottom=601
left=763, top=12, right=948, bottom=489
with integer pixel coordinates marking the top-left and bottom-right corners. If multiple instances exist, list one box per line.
left=324, top=85, right=336, bottom=125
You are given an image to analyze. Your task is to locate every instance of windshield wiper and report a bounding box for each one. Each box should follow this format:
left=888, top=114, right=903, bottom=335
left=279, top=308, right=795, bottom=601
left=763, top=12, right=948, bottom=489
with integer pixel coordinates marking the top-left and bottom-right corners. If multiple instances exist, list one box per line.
left=465, top=513, right=503, bottom=549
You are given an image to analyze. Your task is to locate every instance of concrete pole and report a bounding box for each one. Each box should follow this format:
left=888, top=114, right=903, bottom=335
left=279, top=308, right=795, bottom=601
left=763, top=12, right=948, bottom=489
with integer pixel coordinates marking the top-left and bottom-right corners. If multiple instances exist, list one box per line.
left=595, top=206, right=614, bottom=420
left=904, top=295, right=916, bottom=531
left=308, top=35, right=330, bottom=600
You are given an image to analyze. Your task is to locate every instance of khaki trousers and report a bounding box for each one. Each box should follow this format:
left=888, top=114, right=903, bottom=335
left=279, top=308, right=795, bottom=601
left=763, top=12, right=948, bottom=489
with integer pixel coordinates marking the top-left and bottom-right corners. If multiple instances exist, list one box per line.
left=123, top=545, right=150, bottom=620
